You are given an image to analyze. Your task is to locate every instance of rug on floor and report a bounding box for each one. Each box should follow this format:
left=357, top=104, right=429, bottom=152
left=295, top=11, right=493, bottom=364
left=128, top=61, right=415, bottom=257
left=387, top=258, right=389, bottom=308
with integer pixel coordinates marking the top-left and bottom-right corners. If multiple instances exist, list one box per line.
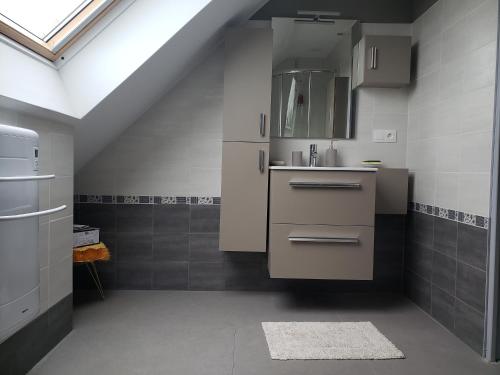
left=261, top=321, right=405, bottom=360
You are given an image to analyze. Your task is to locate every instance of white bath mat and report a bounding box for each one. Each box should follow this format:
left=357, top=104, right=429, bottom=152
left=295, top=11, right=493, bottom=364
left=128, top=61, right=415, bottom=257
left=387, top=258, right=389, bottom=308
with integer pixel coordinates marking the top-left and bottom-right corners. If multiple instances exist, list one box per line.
left=261, top=322, right=405, bottom=360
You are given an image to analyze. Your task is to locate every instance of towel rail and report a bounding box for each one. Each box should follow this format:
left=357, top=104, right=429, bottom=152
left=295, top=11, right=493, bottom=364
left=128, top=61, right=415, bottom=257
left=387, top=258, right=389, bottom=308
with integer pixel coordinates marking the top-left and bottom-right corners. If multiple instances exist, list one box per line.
left=0, top=175, right=55, bottom=182
left=0, top=205, right=67, bottom=221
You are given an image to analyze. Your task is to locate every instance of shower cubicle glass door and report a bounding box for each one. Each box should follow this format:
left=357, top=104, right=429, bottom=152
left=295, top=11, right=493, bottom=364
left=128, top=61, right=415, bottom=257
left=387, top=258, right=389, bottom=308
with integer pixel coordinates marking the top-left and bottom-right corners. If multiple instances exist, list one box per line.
left=270, top=70, right=347, bottom=139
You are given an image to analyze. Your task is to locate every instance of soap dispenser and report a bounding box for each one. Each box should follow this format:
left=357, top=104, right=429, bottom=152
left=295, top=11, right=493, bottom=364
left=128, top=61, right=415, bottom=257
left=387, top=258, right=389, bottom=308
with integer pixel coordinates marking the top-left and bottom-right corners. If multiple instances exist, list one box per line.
left=324, top=141, right=337, bottom=167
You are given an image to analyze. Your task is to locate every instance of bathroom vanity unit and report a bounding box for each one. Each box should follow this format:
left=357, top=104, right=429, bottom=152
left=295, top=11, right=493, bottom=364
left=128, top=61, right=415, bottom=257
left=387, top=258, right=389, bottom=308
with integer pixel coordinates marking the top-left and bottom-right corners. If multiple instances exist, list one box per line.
left=268, top=167, right=377, bottom=280
left=219, top=25, right=410, bottom=280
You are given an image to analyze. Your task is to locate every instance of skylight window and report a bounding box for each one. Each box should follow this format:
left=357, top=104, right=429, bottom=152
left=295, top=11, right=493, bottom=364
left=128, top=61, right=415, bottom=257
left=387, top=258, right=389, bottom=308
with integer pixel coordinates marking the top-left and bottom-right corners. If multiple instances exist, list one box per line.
left=0, top=0, right=91, bottom=41
left=0, top=0, right=116, bottom=61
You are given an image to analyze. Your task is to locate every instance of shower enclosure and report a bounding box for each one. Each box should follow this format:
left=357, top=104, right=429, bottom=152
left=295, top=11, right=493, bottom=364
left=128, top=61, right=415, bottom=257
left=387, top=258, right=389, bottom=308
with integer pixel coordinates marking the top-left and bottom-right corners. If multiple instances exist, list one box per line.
left=271, top=69, right=352, bottom=139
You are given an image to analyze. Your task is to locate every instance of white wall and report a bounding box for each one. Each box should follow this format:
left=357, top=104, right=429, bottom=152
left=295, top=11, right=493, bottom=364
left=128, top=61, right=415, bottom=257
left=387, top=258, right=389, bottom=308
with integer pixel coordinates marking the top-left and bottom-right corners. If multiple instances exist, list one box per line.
left=76, top=48, right=224, bottom=196
left=0, top=42, right=74, bottom=117
left=0, top=108, right=74, bottom=314
left=407, top=0, right=498, bottom=217
left=59, top=0, right=211, bottom=118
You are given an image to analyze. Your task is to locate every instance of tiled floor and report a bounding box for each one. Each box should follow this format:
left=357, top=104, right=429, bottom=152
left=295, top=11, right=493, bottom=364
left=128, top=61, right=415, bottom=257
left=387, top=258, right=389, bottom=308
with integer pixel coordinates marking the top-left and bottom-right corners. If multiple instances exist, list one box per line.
left=29, top=291, right=499, bottom=375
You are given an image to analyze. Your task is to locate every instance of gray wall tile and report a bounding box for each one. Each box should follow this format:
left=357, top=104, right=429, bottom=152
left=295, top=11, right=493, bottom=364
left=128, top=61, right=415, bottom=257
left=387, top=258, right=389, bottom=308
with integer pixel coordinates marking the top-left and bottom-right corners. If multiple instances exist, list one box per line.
left=433, top=217, right=457, bottom=257
left=117, top=263, right=153, bottom=289
left=457, top=224, right=488, bottom=271
left=189, top=234, right=223, bottom=262
left=116, top=205, right=153, bottom=233
left=117, top=233, right=153, bottom=261
left=431, top=285, right=455, bottom=331
left=405, top=271, right=431, bottom=313
left=189, top=262, right=225, bottom=290
left=0, top=294, right=72, bottom=375
left=153, top=262, right=189, bottom=289
left=75, top=203, right=116, bottom=233
left=153, top=205, right=189, bottom=233
left=414, top=213, right=434, bottom=247
left=454, top=299, right=485, bottom=355
left=431, top=251, right=456, bottom=295
left=224, top=262, right=269, bottom=291
left=405, top=241, right=433, bottom=281
left=190, top=205, right=220, bottom=233
left=153, top=233, right=189, bottom=261
left=456, top=262, right=486, bottom=313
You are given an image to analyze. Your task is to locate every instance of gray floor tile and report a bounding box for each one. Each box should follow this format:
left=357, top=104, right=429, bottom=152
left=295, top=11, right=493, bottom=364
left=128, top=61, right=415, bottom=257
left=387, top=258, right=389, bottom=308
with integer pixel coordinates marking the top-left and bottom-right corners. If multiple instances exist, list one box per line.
left=28, top=291, right=500, bottom=375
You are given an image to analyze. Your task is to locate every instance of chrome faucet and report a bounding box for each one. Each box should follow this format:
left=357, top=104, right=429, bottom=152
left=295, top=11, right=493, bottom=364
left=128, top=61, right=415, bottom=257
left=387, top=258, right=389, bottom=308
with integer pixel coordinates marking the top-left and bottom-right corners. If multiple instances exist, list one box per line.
left=309, top=144, right=318, bottom=167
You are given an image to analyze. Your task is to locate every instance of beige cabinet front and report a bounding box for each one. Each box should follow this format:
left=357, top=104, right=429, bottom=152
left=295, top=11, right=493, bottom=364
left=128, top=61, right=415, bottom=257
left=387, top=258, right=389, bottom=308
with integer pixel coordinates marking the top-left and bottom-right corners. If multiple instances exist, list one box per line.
left=223, top=28, right=272, bottom=142
left=269, top=170, right=376, bottom=226
left=219, top=142, right=269, bottom=252
left=269, top=224, right=374, bottom=280
left=353, top=35, right=411, bottom=88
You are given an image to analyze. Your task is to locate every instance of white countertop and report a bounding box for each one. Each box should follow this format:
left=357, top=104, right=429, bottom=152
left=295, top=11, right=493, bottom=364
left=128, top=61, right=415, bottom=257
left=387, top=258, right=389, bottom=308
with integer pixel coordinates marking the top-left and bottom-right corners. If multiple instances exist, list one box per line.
left=269, top=166, right=378, bottom=172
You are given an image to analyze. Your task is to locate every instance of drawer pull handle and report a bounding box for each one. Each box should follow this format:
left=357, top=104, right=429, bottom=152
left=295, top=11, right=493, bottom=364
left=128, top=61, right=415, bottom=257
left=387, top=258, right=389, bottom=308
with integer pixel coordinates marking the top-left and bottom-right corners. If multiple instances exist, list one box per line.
left=289, top=180, right=361, bottom=189
left=288, top=236, right=359, bottom=244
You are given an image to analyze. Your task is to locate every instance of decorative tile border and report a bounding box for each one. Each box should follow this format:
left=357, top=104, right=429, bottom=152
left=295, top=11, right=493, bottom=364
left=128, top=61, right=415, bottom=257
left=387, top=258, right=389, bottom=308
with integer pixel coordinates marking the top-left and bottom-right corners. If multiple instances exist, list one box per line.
left=75, top=194, right=221, bottom=205
left=408, top=202, right=489, bottom=230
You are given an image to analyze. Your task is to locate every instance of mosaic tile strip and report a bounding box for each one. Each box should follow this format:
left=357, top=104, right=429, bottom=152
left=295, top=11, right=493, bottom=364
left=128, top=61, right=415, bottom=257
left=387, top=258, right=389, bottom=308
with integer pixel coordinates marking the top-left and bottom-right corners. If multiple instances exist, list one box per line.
left=77, top=194, right=221, bottom=205
left=409, top=202, right=488, bottom=230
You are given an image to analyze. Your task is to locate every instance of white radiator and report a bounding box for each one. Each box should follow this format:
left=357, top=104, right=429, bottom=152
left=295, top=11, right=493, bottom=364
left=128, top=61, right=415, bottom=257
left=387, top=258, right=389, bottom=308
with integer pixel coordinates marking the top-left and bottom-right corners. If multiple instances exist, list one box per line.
left=0, top=124, right=66, bottom=343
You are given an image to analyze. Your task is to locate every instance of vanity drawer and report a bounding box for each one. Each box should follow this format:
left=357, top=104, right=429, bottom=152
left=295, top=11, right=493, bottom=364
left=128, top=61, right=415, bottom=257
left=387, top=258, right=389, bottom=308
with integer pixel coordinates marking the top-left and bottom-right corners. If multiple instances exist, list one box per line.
left=269, top=171, right=376, bottom=226
left=268, top=224, right=374, bottom=280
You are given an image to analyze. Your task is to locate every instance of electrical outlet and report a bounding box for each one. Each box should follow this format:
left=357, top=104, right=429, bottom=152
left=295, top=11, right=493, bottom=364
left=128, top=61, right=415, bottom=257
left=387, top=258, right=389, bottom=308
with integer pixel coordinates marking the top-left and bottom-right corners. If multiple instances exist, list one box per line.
left=372, top=129, right=397, bottom=143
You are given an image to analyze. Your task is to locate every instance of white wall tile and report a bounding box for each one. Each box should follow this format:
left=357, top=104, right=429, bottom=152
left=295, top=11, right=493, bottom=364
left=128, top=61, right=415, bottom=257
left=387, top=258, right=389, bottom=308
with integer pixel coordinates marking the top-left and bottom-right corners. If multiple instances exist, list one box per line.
left=49, top=216, right=73, bottom=265
left=51, top=132, right=74, bottom=177
left=415, top=37, right=442, bottom=79
left=459, top=173, right=491, bottom=216
left=38, top=222, right=49, bottom=269
left=50, top=176, right=74, bottom=220
left=408, top=0, right=496, bottom=217
left=459, top=131, right=493, bottom=173
left=76, top=48, right=224, bottom=196
left=436, top=172, right=459, bottom=210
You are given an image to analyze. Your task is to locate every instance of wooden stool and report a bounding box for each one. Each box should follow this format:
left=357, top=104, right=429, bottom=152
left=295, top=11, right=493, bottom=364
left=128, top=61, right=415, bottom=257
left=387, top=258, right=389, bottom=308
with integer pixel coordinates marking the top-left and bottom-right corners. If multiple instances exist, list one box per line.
left=73, top=242, right=110, bottom=299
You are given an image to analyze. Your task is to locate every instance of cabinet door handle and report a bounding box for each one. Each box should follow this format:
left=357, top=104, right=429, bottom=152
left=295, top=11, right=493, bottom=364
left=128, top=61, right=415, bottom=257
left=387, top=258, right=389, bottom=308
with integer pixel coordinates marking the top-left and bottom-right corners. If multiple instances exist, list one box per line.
left=288, top=236, right=359, bottom=244
left=369, top=46, right=375, bottom=69
left=258, top=150, right=265, bottom=173
left=289, top=180, right=361, bottom=189
left=259, top=113, right=266, bottom=137
left=373, top=46, right=378, bottom=69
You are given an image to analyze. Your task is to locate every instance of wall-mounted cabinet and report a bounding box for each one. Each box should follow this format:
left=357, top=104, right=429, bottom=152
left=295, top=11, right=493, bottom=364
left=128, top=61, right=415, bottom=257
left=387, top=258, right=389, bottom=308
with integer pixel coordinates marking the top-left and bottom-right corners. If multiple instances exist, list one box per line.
left=223, top=28, right=272, bottom=142
left=268, top=168, right=376, bottom=280
left=219, top=27, right=272, bottom=252
left=352, top=35, right=411, bottom=88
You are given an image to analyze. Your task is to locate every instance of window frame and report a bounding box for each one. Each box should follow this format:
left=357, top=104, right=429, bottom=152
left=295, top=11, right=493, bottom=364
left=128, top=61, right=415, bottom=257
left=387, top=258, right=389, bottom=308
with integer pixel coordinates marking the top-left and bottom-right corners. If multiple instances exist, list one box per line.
left=0, top=0, right=118, bottom=61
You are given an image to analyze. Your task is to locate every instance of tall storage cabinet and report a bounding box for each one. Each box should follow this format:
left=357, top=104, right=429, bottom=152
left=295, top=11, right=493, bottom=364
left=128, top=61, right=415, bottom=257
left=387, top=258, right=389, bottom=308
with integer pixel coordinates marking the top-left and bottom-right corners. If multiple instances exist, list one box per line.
left=219, top=27, right=273, bottom=252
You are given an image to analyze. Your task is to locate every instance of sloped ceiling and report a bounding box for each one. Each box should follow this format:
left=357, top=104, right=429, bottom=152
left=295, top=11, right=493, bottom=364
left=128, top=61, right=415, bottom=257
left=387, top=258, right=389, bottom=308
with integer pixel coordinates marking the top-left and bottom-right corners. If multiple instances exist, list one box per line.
left=0, top=0, right=268, bottom=170
left=70, top=0, right=268, bottom=170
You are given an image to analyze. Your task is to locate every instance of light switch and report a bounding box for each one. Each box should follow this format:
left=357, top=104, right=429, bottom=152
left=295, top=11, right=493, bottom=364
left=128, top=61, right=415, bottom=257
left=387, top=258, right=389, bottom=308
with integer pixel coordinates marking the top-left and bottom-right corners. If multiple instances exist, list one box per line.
left=372, top=129, right=397, bottom=143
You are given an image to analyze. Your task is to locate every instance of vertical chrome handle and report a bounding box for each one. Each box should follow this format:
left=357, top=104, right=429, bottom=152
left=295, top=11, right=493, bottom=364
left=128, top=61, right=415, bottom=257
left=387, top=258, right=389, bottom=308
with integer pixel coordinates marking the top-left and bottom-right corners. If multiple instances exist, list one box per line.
left=259, top=113, right=266, bottom=137
left=258, top=150, right=265, bottom=173
left=369, top=46, right=375, bottom=69
left=373, top=46, right=378, bottom=69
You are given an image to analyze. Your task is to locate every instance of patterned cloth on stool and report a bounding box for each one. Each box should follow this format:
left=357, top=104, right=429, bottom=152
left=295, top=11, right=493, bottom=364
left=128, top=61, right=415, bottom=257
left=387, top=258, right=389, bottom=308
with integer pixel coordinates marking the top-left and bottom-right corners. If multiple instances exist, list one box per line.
left=73, top=242, right=110, bottom=299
